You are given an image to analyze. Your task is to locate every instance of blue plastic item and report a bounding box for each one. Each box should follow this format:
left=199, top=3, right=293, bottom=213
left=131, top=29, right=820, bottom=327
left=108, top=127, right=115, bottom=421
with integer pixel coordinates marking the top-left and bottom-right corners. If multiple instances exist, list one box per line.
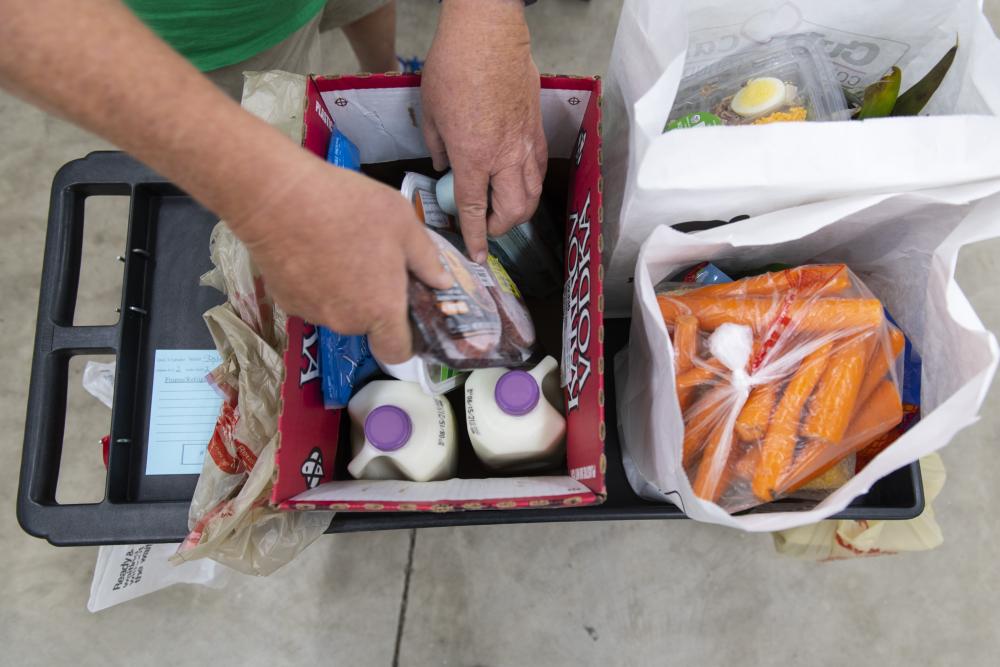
left=319, top=332, right=380, bottom=409
left=319, top=130, right=380, bottom=408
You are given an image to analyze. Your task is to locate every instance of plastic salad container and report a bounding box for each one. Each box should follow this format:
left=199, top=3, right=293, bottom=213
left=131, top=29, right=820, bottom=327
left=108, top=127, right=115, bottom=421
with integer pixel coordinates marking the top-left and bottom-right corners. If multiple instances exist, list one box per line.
left=667, top=34, right=849, bottom=130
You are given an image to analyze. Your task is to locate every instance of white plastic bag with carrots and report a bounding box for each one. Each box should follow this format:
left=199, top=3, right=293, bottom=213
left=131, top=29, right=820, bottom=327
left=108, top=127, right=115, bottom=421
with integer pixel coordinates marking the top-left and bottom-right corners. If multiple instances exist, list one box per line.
left=617, top=184, right=1000, bottom=531
left=602, top=0, right=1000, bottom=312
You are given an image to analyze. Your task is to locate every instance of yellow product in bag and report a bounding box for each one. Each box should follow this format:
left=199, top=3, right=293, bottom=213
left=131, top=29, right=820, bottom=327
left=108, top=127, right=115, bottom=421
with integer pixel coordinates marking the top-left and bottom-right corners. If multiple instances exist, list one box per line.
left=772, top=454, right=945, bottom=560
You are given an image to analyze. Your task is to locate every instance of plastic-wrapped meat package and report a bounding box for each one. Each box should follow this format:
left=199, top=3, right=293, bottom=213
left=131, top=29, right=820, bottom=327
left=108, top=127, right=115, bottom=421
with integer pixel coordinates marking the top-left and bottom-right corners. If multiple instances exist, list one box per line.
left=657, top=264, right=905, bottom=513
left=409, top=229, right=535, bottom=369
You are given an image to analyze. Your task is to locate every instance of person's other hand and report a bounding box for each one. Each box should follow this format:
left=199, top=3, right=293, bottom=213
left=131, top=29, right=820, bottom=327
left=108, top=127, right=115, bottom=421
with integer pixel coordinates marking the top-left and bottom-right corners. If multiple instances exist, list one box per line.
left=228, top=154, right=452, bottom=364
left=421, top=0, right=547, bottom=263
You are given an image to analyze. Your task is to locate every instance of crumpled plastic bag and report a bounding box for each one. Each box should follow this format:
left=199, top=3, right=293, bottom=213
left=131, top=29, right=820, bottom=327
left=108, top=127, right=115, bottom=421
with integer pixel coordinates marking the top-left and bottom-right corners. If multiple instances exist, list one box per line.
left=82, top=360, right=115, bottom=409
left=773, top=453, right=946, bottom=560
left=655, top=264, right=905, bottom=514
left=170, top=71, right=334, bottom=575
left=171, top=223, right=333, bottom=576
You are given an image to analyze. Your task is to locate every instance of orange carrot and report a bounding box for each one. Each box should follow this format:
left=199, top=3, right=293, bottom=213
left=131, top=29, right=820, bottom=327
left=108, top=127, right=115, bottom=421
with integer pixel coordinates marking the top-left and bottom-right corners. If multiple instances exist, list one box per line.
left=682, top=264, right=851, bottom=300
left=801, top=330, right=878, bottom=445
left=675, top=359, right=726, bottom=411
left=682, top=386, right=732, bottom=468
left=733, top=443, right=759, bottom=481
left=780, top=450, right=854, bottom=495
left=778, top=380, right=902, bottom=494
left=751, top=342, right=833, bottom=501
left=735, top=383, right=779, bottom=442
left=844, top=378, right=903, bottom=446
left=658, top=296, right=884, bottom=335
left=691, top=417, right=738, bottom=503
left=673, top=314, right=699, bottom=375
left=856, top=324, right=905, bottom=406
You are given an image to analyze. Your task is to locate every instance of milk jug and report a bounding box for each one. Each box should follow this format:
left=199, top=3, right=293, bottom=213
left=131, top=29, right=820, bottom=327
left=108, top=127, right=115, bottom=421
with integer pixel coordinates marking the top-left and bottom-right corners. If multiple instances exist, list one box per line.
left=464, top=356, right=565, bottom=470
left=347, top=380, right=458, bottom=482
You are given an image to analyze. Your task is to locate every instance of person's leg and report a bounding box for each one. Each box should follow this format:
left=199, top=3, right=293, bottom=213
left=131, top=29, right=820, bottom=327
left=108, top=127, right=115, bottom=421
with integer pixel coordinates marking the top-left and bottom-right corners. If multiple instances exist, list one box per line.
left=204, top=12, right=324, bottom=100
left=321, top=0, right=398, bottom=73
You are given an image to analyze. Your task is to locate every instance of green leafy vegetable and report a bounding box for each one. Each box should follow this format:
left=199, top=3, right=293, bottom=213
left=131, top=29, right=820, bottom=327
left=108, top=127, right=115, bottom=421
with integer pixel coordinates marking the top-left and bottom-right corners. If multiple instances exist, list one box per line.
left=892, top=40, right=958, bottom=116
left=855, top=66, right=901, bottom=120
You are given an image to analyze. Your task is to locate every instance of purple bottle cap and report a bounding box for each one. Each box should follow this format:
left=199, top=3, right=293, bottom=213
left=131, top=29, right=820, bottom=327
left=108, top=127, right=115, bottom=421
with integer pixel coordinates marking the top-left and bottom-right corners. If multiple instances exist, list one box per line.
left=364, top=405, right=412, bottom=452
left=494, top=370, right=540, bottom=417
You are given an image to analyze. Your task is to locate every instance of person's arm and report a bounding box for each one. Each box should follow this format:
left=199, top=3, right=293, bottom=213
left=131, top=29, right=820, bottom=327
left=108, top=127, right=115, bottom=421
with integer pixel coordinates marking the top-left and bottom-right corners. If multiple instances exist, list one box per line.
left=421, top=0, right=546, bottom=264
left=0, top=0, right=449, bottom=362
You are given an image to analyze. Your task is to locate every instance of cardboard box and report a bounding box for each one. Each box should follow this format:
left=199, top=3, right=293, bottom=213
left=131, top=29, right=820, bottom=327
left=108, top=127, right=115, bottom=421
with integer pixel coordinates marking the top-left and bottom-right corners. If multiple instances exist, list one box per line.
left=269, top=73, right=605, bottom=512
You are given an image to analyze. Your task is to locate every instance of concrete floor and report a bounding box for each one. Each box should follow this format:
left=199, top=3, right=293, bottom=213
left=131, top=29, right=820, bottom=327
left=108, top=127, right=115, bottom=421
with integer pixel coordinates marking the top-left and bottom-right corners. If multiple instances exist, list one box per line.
left=2, top=0, right=1000, bottom=665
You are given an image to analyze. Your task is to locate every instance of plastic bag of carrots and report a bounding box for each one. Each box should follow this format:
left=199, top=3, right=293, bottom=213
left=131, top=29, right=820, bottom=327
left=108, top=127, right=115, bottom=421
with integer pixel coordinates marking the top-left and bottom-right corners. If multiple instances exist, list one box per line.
left=658, top=264, right=905, bottom=513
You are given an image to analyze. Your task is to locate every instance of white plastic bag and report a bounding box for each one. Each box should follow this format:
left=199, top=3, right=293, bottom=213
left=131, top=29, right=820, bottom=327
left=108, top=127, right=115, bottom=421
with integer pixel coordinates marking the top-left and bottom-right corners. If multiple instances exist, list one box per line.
left=617, top=184, right=1000, bottom=531
left=81, top=360, right=115, bottom=409
left=88, top=543, right=229, bottom=612
left=603, top=0, right=1000, bottom=312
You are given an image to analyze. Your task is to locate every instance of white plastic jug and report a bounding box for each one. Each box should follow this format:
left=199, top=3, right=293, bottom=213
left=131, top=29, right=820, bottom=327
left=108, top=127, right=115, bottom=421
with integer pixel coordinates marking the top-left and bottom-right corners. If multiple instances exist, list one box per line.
left=464, top=356, right=566, bottom=471
left=347, top=380, right=458, bottom=482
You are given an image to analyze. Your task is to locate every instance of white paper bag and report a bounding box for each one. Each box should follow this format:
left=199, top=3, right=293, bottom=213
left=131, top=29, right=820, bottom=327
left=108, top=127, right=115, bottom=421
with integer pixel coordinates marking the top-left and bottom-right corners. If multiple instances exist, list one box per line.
left=603, top=0, right=1000, bottom=312
left=617, top=183, right=1000, bottom=532
left=88, top=543, right=229, bottom=612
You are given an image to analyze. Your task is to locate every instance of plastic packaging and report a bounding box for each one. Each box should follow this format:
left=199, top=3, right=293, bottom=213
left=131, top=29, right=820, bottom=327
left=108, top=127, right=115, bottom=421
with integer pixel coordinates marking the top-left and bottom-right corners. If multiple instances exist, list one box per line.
left=773, top=454, right=946, bottom=560
left=176, top=224, right=332, bottom=576
left=409, top=229, right=535, bottom=369
left=465, top=356, right=566, bottom=471
left=377, top=355, right=465, bottom=396
left=488, top=217, right=564, bottom=299
left=403, top=172, right=454, bottom=232
left=317, top=128, right=380, bottom=408
left=656, top=264, right=905, bottom=513
left=669, top=262, right=732, bottom=286
left=319, top=330, right=380, bottom=409
left=395, top=172, right=469, bottom=388
left=667, top=35, right=849, bottom=130
left=82, top=360, right=115, bottom=409
left=347, top=380, right=458, bottom=481
left=327, top=126, right=360, bottom=167
left=416, top=170, right=562, bottom=299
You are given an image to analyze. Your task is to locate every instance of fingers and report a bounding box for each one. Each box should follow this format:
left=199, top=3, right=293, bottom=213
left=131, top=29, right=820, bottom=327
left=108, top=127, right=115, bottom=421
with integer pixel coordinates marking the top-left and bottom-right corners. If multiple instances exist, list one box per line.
left=406, top=226, right=453, bottom=290
left=453, top=166, right=491, bottom=263
left=367, top=307, right=414, bottom=365
left=421, top=117, right=450, bottom=172
left=486, top=166, right=532, bottom=238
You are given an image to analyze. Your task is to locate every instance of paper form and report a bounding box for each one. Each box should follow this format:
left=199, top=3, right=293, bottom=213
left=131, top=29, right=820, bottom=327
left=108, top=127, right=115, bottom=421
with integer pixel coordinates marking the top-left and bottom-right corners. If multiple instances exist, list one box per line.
left=145, top=349, right=223, bottom=476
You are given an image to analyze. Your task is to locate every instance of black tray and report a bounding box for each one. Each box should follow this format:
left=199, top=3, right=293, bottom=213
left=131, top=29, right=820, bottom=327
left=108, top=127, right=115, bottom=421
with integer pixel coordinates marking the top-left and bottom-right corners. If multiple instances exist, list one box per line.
left=17, top=152, right=924, bottom=546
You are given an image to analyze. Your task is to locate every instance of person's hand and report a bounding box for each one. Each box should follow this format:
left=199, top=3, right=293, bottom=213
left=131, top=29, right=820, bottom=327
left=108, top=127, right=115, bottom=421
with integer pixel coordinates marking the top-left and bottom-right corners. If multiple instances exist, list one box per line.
left=228, top=153, right=452, bottom=364
left=421, top=0, right=547, bottom=263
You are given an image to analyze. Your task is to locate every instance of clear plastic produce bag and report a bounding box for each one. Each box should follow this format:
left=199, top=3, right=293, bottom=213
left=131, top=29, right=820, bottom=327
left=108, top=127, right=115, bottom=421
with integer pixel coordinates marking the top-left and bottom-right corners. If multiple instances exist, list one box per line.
left=657, top=265, right=904, bottom=512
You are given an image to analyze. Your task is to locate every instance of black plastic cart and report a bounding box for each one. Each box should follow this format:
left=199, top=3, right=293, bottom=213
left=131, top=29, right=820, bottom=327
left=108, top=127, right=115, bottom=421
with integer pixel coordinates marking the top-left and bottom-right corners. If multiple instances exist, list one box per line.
left=17, top=152, right=924, bottom=546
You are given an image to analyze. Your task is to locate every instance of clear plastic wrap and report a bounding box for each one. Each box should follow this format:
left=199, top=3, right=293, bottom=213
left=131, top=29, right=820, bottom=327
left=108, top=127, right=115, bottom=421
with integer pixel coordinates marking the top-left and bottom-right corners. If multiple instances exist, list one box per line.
left=402, top=173, right=537, bottom=369
left=666, top=34, right=849, bottom=130
left=656, top=264, right=905, bottom=513
left=409, top=230, right=535, bottom=369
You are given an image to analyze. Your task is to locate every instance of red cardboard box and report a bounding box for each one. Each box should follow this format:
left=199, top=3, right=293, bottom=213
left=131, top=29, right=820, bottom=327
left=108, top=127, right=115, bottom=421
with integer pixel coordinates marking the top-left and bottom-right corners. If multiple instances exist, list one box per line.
left=270, top=73, right=604, bottom=513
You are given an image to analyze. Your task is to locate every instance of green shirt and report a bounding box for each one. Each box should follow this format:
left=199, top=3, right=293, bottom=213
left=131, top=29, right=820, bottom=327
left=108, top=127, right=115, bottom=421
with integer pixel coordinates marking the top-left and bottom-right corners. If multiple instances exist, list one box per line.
left=126, top=0, right=326, bottom=71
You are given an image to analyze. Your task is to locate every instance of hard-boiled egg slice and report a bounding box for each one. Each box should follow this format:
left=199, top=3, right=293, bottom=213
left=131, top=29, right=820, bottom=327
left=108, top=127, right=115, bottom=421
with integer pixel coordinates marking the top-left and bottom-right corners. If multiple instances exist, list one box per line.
left=731, top=77, right=787, bottom=118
